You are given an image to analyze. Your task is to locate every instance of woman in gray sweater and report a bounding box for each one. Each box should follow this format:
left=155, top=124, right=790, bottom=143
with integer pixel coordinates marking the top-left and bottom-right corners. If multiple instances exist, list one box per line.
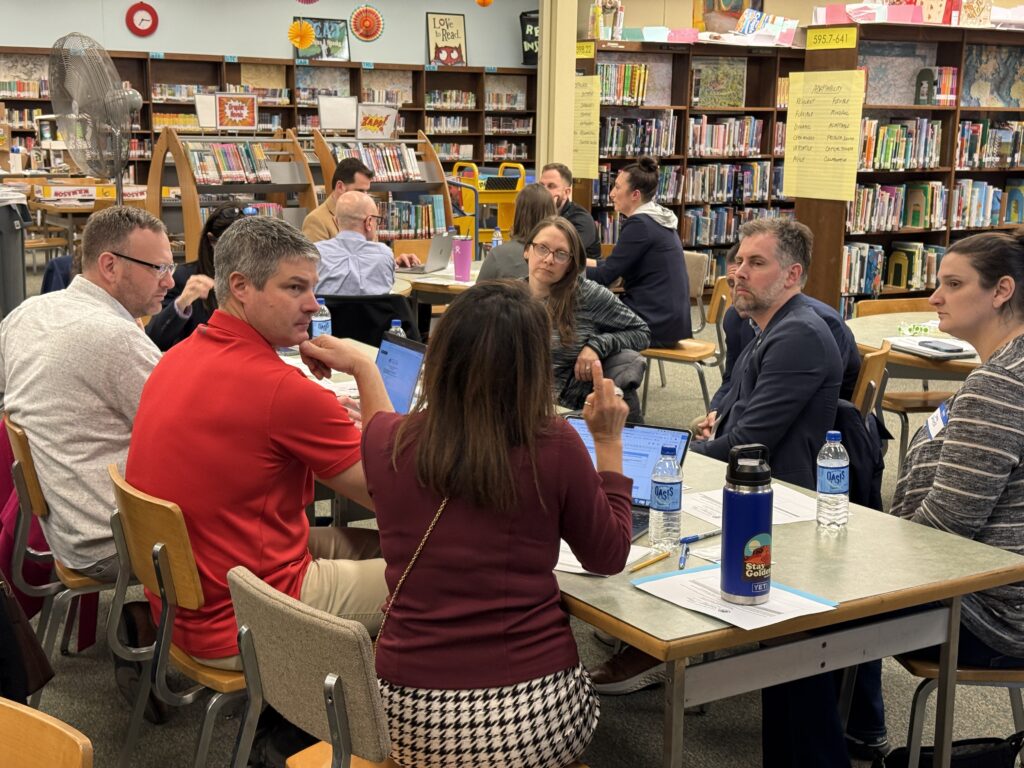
left=891, top=229, right=1024, bottom=666
left=477, top=183, right=555, bottom=282
left=524, top=216, right=650, bottom=409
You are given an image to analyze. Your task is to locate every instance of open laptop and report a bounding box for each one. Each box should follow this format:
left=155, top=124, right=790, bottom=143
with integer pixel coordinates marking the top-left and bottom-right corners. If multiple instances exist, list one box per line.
left=565, top=417, right=692, bottom=541
left=396, top=232, right=452, bottom=274
left=375, top=333, right=427, bottom=414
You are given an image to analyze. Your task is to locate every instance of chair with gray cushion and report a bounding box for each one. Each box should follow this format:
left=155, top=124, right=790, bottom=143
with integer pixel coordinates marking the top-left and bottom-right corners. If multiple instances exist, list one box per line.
left=226, top=565, right=394, bottom=768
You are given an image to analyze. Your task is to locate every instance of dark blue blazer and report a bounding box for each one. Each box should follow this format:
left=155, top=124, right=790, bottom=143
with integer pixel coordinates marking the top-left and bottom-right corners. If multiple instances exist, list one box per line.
left=145, top=263, right=215, bottom=352
left=710, top=293, right=861, bottom=412
left=585, top=213, right=691, bottom=345
left=693, top=294, right=842, bottom=490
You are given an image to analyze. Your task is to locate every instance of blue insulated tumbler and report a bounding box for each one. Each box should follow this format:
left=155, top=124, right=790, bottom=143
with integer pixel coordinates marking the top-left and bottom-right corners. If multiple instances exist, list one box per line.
left=720, top=444, right=773, bottom=605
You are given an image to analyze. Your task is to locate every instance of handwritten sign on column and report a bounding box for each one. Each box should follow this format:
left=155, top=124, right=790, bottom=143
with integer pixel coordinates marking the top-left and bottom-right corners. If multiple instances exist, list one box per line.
left=783, top=70, right=865, bottom=202
left=573, top=75, right=600, bottom=180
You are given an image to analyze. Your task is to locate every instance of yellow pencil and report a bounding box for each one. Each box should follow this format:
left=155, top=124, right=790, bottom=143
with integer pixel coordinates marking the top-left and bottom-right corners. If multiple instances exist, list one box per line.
left=628, top=550, right=670, bottom=573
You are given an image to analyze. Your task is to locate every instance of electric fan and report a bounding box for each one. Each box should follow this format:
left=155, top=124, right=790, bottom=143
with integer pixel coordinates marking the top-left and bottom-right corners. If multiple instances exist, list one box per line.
left=49, top=33, right=143, bottom=204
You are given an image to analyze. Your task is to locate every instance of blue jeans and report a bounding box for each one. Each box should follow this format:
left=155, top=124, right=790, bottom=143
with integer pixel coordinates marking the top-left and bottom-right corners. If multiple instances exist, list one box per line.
left=915, top=621, right=1024, bottom=670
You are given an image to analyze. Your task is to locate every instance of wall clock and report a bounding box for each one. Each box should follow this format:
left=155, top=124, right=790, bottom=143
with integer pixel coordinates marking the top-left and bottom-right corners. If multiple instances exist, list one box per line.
left=126, top=2, right=159, bottom=37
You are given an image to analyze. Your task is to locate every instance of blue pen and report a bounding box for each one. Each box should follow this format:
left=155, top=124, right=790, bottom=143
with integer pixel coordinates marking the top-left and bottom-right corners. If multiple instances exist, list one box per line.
left=678, top=542, right=690, bottom=570
left=680, top=528, right=723, bottom=545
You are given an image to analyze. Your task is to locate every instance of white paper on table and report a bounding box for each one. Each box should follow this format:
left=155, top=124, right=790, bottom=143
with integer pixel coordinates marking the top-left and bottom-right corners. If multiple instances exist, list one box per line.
left=633, top=564, right=836, bottom=630
left=555, top=541, right=653, bottom=576
left=689, top=543, right=722, bottom=563
left=277, top=355, right=361, bottom=398
left=682, top=484, right=817, bottom=526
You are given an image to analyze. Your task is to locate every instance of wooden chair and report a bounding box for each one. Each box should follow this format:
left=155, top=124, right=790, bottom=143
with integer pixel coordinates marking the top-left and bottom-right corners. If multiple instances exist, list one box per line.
left=0, top=696, right=93, bottom=768
left=896, top=653, right=1024, bottom=768
left=853, top=298, right=955, bottom=462
left=24, top=193, right=69, bottom=274
left=851, top=340, right=891, bottom=421
left=639, top=251, right=719, bottom=415
left=107, top=465, right=246, bottom=768
left=4, top=414, right=115, bottom=707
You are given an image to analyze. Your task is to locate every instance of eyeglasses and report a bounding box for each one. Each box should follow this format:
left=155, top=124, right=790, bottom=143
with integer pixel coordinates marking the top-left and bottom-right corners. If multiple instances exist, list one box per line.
left=529, top=242, right=573, bottom=264
left=110, top=251, right=176, bottom=277
left=221, top=205, right=259, bottom=221
left=366, top=214, right=384, bottom=223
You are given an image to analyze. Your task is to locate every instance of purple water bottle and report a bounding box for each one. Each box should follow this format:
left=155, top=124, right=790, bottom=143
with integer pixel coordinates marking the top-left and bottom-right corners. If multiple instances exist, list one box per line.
left=720, top=444, right=773, bottom=605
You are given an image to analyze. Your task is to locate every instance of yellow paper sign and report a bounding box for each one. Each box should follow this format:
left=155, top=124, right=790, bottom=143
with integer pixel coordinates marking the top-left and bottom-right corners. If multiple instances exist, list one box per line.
left=807, top=26, right=858, bottom=50
left=576, top=41, right=595, bottom=59
left=783, top=70, right=865, bottom=202
left=573, top=76, right=600, bottom=180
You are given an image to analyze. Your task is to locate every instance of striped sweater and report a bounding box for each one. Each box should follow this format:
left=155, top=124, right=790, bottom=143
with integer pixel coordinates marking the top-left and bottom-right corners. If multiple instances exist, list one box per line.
left=890, top=333, right=1024, bottom=658
left=550, top=279, right=650, bottom=409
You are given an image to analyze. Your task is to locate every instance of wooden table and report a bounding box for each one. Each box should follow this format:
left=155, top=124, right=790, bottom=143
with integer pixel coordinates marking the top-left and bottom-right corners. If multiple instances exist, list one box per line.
left=391, top=277, right=413, bottom=297
left=37, top=200, right=95, bottom=244
left=846, top=311, right=980, bottom=381
left=558, top=452, right=1024, bottom=768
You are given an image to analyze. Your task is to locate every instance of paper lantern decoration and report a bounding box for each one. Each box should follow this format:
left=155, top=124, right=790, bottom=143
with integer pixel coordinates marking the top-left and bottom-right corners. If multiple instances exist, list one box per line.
left=350, top=5, right=385, bottom=42
left=295, top=0, right=319, bottom=4
left=477, top=0, right=494, bottom=6
left=288, top=20, right=315, bottom=50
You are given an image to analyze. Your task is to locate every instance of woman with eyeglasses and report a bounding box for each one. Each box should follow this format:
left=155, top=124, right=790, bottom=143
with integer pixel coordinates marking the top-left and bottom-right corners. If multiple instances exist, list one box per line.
left=477, top=182, right=556, bottom=282
left=146, top=203, right=255, bottom=351
left=525, top=216, right=650, bottom=410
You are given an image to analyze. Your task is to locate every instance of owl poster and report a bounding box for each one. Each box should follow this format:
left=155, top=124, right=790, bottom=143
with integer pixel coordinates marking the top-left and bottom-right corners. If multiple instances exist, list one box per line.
left=426, top=13, right=468, bottom=67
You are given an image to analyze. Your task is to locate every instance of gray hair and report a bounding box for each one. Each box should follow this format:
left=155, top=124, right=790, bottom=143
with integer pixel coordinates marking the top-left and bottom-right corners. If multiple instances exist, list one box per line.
left=81, top=206, right=166, bottom=270
left=738, top=218, right=813, bottom=284
left=214, top=216, right=319, bottom=300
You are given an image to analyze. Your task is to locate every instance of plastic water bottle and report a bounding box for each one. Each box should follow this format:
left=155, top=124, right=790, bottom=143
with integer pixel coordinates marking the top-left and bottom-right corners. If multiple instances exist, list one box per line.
left=491, top=227, right=503, bottom=250
left=311, top=298, right=332, bottom=338
left=649, top=445, right=682, bottom=553
left=387, top=319, right=406, bottom=338
left=816, top=431, right=850, bottom=530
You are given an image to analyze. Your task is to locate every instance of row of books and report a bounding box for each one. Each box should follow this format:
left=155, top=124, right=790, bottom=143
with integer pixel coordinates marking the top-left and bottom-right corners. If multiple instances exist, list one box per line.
left=484, top=141, right=529, bottom=161
left=0, top=79, right=49, bottom=99
left=950, top=178, right=1024, bottom=228
left=375, top=194, right=446, bottom=239
left=4, top=108, right=42, bottom=129
left=912, top=67, right=958, bottom=107
left=859, top=118, right=943, bottom=171
left=435, top=143, right=475, bottom=161
left=127, top=138, right=153, bottom=160
left=334, top=142, right=424, bottom=183
left=425, top=115, right=469, bottom=133
left=956, top=120, right=1024, bottom=169
left=224, top=84, right=291, bottom=106
left=484, top=116, right=533, bottom=134
left=682, top=205, right=794, bottom=247
left=296, top=87, right=345, bottom=107
left=683, top=161, right=771, bottom=205
left=687, top=116, right=765, bottom=158
left=154, top=112, right=202, bottom=131
left=773, top=122, right=786, bottom=156
left=425, top=90, right=476, bottom=109
left=182, top=141, right=273, bottom=184
left=595, top=210, right=623, bottom=244
left=151, top=83, right=218, bottom=103
left=596, top=62, right=649, bottom=106
left=656, top=165, right=684, bottom=205
left=361, top=89, right=412, bottom=107
left=842, top=241, right=945, bottom=297
left=600, top=114, right=678, bottom=158
left=484, top=92, right=527, bottom=111
left=776, top=77, right=789, bottom=110
left=846, top=181, right=948, bottom=234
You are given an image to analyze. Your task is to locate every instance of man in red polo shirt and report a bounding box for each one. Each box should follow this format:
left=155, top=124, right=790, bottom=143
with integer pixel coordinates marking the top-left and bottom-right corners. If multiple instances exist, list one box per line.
left=126, top=216, right=392, bottom=669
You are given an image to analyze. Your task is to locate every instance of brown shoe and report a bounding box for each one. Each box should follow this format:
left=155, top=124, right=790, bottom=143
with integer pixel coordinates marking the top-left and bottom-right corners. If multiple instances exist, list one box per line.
left=588, top=644, right=666, bottom=695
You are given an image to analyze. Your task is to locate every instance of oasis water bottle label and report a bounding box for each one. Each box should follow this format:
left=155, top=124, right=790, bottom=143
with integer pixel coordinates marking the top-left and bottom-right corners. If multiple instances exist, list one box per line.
left=743, top=533, right=772, bottom=587
left=311, top=319, right=332, bottom=338
left=817, top=465, right=849, bottom=494
left=651, top=480, right=682, bottom=512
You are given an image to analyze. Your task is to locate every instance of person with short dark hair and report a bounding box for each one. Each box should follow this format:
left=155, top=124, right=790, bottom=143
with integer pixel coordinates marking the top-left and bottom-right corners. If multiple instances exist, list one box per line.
left=585, top=156, right=691, bottom=346
left=361, top=279, right=632, bottom=768
left=540, top=162, right=601, bottom=260
left=146, top=203, right=258, bottom=350
left=477, top=182, right=556, bottom=281
left=0, top=206, right=170, bottom=581
left=302, top=157, right=375, bottom=243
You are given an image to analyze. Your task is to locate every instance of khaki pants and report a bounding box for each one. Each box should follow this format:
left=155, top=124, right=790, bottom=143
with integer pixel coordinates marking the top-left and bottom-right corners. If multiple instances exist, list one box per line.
left=195, top=527, right=387, bottom=671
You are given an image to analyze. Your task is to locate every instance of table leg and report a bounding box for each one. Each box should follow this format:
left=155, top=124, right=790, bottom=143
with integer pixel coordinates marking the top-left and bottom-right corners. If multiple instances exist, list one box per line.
left=663, top=659, right=685, bottom=768
left=933, top=596, right=961, bottom=768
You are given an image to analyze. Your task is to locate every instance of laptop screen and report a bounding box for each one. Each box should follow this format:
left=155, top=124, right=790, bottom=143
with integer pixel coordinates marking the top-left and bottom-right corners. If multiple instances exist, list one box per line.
left=376, top=335, right=426, bottom=414
left=566, top=418, right=691, bottom=507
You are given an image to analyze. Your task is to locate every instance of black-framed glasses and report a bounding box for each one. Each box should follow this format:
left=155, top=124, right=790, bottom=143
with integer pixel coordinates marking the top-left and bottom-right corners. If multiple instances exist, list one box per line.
left=110, top=251, right=176, bottom=277
left=221, top=205, right=260, bottom=221
left=366, top=214, right=384, bottom=223
left=529, top=242, right=572, bottom=264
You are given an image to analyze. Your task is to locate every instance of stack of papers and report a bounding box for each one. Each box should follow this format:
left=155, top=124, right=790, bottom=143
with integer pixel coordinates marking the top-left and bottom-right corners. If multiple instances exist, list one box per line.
left=555, top=541, right=653, bottom=576
left=683, top=484, right=818, bottom=527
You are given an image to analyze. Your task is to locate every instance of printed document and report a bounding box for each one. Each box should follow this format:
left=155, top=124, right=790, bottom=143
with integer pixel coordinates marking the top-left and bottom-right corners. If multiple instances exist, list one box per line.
left=556, top=541, right=653, bottom=576
left=683, top=484, right=817, bottom=527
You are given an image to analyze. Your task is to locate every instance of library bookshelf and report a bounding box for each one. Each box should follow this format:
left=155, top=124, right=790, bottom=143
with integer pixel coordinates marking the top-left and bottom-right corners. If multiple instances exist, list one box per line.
left=574, top=40, right=802, bottom=287
left=146, top=127, right=317, bottom=263
left=796, top=23, right=1024, bottom=314
left=308, top=128, right=455, bottom=239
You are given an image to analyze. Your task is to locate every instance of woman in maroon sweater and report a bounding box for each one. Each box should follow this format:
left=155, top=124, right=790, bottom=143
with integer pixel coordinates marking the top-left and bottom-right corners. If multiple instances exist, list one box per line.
left=362, top=280, right=633, bottom=768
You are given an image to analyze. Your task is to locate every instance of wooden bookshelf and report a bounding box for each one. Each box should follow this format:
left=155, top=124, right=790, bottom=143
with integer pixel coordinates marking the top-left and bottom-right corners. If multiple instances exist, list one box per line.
left=146, top=127, right=317, bottom=262
left=574, top=40, right=802, bottom=287
left=796, top=24, right=1024, bottom=315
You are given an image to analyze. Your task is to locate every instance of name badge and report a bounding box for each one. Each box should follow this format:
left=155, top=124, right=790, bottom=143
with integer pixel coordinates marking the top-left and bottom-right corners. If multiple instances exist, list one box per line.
left=925, top=401, right=950, bottom=440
